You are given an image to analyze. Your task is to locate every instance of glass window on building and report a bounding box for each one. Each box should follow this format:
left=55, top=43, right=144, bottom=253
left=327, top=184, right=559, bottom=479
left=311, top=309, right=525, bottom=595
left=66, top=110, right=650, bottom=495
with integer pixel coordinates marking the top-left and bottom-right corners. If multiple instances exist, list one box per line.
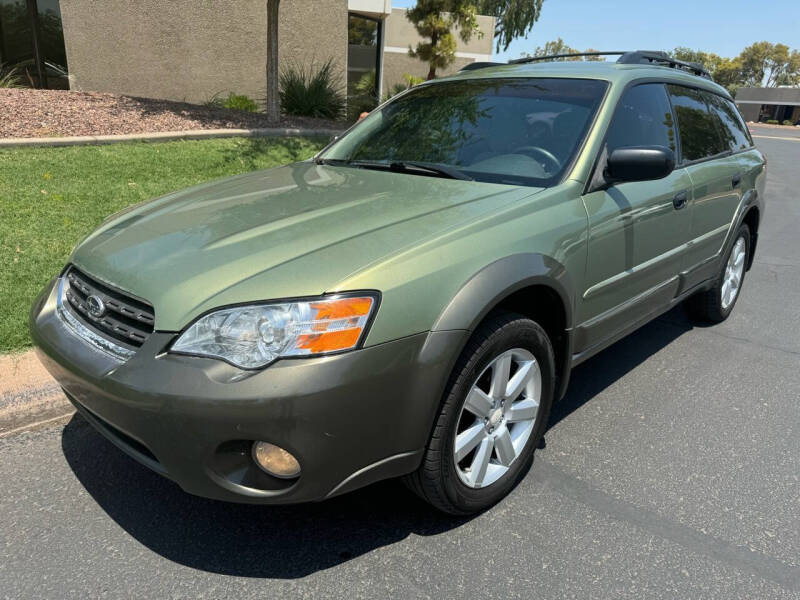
left=347, top=13, right=381, bottom=119
left=0, top=0, right=68, bottom=88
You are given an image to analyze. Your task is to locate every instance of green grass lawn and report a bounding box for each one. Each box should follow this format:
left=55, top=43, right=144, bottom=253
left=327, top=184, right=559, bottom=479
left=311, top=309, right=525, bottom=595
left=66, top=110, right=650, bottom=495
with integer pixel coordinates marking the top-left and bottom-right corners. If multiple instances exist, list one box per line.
left=0, top=136, right=327, bottom=354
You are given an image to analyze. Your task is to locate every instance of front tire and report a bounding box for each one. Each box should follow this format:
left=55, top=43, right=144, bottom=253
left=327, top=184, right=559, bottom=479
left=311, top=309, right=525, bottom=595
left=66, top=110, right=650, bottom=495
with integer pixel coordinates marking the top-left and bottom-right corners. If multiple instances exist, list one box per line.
left=405, top=311, right=555, bottom=515
left=687, top=224, right=750, bottom=323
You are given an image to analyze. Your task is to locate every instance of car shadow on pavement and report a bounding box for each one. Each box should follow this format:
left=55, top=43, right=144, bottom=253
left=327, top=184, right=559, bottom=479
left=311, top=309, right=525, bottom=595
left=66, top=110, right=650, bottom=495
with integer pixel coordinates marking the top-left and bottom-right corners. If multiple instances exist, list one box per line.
left=61, top=415, right=472, bottom=579
left=60, top=306, right=695, bottom=579
left=549, top=305, right=693, bottom=429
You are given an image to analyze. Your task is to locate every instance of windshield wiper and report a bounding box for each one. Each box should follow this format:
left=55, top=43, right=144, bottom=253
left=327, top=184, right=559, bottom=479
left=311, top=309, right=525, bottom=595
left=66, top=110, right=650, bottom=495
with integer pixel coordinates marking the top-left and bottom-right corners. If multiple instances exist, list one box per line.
left=390, top=161, right=474, bottom=181
left=318, top=158, right=472, bottom=181
left=314, top=157, right=349, bottom=166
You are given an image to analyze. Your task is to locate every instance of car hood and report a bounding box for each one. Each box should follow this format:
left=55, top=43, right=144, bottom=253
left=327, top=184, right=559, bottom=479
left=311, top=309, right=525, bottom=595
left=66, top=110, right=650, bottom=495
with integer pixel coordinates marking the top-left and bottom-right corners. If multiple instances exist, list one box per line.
left=71, top=162, right=540, bottom=330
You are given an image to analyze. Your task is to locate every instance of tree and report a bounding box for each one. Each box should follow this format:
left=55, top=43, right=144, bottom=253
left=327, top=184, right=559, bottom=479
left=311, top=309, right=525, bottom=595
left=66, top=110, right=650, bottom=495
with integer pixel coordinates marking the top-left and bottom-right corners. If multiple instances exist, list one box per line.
left=521, top=38, right=604, bottom=61
left=737, top=41, right=800, bottom=87
left=671, top=47, right=725, bottom=73
left=406, top=0, right=481, bottom=80
left=266, top=0, right=281, bottom=123
left=477, top=0, right=543, bottom=53
left=671, top=44, right=800, bottom=96
left=711, top=57, right=744, bottom=96
left=406, top=1, right=548, bottom=79
left=672, top=47, right=743, bottom=95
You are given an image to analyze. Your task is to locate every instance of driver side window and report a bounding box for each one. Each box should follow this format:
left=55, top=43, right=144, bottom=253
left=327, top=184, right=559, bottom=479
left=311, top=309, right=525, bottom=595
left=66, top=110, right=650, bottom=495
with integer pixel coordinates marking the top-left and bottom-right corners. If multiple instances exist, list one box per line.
left=606, top=84, right=676, bottom=154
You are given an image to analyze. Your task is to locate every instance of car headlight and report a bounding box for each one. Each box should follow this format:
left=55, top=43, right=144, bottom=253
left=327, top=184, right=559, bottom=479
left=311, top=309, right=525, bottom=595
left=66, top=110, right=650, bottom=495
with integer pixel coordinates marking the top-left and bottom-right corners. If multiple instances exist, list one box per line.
left=170, top=294, right=378, bottom=369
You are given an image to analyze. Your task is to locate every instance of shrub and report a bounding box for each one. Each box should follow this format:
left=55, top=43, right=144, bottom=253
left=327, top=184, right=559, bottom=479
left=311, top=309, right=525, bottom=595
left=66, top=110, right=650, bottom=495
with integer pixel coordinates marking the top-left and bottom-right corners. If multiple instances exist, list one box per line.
left=203, top=92, right=258, bottom=112
left=279, top=59, right=345, bottom=120
left=223, top=93, right=258, bottom=112
left=782, top=119, right=793, bottom=126
left=766, top=119, right=779, bottom=124
left=0, top=63, right=22, bottom=88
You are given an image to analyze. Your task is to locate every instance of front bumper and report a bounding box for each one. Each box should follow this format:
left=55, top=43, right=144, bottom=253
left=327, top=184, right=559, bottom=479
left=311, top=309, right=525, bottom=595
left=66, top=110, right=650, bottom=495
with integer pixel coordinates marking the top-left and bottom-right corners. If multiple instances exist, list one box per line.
left=31, top=278, right=465, bottom=503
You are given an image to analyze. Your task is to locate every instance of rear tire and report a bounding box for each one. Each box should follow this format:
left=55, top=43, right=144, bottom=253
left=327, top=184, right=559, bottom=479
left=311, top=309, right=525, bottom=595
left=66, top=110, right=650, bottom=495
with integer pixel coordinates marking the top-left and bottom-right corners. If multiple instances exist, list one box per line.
left=687, top=223, right=750, bottom=323
left=404, top=311, right=555, bottom=515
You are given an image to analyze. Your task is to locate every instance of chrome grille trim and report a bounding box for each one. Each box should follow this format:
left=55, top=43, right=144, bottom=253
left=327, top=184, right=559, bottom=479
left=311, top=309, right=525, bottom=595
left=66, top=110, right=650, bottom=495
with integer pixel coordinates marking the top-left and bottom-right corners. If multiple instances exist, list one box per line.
left=62, top=267, right=154, bottom=348
left=56, top=277, right=135, bottom=362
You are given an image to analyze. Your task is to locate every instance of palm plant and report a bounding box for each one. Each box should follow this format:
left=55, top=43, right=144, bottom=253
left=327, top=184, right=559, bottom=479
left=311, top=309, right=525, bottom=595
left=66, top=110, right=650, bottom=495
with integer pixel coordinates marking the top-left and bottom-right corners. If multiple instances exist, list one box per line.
left=0, top=63, right=23, bottom=88
left=279, top=60, right=345, bottom=120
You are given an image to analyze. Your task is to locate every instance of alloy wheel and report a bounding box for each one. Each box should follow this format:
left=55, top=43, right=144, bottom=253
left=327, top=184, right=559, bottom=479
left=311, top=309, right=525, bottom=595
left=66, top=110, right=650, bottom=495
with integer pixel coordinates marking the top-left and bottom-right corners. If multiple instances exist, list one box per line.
left=721, top=236, right=746, bottom=309
left=453, top=348, right=541, bottom=489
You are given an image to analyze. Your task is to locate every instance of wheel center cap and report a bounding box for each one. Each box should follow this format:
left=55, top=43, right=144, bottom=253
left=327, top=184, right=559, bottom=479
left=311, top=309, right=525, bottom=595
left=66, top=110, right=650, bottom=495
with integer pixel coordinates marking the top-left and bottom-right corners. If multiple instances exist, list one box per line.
left=488, top=408, right=503, bottom=428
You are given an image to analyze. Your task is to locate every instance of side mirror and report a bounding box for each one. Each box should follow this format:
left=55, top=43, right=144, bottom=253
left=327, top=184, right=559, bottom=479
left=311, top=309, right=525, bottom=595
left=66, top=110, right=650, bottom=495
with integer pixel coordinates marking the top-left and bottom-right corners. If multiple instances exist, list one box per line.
left=604, top=145, right=675, bottom=185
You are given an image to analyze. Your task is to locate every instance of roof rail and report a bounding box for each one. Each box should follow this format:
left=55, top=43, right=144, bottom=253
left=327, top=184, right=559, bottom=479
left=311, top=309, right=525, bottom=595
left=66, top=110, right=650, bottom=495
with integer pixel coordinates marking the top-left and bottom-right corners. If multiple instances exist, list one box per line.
left=617, top=50, right=712, bottom=79
left=459, top=61, right=504, bottom=72
left=509, top=51, right=627, bottom=64
left=495, top=49, right=712, bottom=80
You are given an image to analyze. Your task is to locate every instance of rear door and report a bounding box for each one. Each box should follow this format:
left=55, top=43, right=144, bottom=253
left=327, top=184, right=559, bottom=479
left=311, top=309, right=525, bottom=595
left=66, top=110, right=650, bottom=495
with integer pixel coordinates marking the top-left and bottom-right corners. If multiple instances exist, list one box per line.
left=576, top=83, right=692, bottom=355
left=667, top=85, right=744, bottom=288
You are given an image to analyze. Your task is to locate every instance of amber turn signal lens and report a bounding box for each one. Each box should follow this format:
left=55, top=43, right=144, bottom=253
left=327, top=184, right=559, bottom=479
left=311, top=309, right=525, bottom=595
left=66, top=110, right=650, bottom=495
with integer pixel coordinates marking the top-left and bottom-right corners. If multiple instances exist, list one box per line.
left=295, top=296, right=374, bottom=354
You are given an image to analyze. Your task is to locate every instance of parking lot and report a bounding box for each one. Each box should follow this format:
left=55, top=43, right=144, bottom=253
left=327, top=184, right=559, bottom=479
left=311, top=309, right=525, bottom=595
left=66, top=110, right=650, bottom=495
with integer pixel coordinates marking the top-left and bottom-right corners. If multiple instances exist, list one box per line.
left=1, top=132, right=798, bottom=599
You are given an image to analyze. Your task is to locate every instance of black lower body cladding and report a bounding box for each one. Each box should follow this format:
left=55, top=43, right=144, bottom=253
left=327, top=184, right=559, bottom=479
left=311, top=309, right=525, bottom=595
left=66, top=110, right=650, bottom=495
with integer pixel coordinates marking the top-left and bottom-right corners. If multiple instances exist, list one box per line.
left=30, top=278, right=465, bottom=504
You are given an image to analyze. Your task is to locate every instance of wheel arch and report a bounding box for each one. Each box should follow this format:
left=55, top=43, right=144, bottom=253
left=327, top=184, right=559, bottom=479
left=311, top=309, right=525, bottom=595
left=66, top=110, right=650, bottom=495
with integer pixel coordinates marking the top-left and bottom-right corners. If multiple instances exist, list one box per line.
left=429, top=253, right=575, bottom=401
left=741, top=205, right=760, bottom=271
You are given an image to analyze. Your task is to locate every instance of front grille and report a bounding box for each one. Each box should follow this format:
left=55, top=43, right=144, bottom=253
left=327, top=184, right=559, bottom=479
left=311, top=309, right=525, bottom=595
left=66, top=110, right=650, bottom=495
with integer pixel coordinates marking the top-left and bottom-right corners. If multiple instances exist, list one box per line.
left=63, top=267, right=155, bottom=348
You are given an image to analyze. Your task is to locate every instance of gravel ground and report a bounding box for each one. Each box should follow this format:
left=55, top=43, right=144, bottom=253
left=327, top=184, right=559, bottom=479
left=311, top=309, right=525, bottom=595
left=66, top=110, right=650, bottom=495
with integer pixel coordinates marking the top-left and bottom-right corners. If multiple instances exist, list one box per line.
left=0, top=89, right=345, bottom=138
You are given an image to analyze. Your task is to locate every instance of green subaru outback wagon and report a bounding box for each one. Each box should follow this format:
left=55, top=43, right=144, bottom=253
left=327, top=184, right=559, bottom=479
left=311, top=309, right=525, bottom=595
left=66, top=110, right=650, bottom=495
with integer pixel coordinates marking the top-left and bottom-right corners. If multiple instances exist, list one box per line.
left=31, top=52, right=765, bottom=514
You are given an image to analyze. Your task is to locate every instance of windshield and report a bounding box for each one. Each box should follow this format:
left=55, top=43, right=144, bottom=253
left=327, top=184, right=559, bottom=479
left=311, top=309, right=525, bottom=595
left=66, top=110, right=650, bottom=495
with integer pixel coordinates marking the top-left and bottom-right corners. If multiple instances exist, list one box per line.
left=320, top=77, right=608, bottom=187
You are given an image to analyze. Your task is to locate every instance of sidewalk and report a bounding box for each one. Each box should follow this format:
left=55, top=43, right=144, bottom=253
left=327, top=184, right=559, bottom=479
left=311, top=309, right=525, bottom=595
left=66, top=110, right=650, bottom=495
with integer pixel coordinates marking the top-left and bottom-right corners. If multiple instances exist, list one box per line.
left=0, top=351, right=71, bottom=436
left=0, top=126, right=344, bottom=149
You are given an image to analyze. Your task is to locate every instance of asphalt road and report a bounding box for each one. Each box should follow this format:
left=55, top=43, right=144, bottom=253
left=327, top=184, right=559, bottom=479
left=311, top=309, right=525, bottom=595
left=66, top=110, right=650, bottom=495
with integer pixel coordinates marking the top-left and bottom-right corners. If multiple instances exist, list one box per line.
left=2, top=135, right=799, bottom=599
left=750, top=123, right=800, bottom=140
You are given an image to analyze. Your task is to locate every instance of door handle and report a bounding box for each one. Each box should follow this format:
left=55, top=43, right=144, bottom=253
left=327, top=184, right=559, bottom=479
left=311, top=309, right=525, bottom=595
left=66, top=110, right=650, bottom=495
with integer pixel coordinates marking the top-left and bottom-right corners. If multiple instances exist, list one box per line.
left=673, top=191, right=688, bottom=210
left=731, top=173, right=742, bottom=188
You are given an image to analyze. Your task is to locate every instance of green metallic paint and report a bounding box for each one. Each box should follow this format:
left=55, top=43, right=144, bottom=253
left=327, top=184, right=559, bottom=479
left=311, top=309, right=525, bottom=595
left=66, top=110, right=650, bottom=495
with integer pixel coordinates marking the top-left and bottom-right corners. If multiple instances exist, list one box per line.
left=580, top=170, right=693, bottom=319
left=31, top=61, right=767, bottom=503
left=30, top=278, right=465, bottom=503
left=682, top=150, right=764, bottom=284
left=68, top=62, right=741, bottom=351
left=71, top=163, right=541, bottom=340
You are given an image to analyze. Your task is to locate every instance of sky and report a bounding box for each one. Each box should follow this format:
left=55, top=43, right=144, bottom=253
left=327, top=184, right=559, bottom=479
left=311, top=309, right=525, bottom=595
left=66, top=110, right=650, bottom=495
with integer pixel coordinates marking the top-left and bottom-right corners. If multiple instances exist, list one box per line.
left=391, top=0, right=800, bottom=62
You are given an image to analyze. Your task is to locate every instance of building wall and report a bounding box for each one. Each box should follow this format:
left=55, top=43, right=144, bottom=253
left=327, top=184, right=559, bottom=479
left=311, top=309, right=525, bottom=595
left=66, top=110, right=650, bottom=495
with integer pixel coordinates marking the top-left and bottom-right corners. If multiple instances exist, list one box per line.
left=737, top=103, right=761, bottom=122
left=381, top=8, right=494, bottom=92
left=59, top=0, right=348, bottom=104
left=735, top=86, right=800, bottom=123
left=736, top=86, right=800, bottom=104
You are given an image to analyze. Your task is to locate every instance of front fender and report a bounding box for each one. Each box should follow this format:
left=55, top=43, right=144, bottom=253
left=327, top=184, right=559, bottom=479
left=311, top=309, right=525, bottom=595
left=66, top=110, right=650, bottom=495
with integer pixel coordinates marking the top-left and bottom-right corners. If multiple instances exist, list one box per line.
left=425, top=253, right=575, bottom=402
left=431, top=253, right=575, bottom=333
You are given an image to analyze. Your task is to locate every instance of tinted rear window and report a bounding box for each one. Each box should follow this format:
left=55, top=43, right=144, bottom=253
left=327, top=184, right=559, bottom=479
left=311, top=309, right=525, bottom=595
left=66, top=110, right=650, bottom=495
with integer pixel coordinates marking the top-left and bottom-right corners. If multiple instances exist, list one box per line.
left=667, top=85, right=726, bottom=162
left=704, top=92, right=752, bottom=152
left=322, top=78, right=608, bottom=187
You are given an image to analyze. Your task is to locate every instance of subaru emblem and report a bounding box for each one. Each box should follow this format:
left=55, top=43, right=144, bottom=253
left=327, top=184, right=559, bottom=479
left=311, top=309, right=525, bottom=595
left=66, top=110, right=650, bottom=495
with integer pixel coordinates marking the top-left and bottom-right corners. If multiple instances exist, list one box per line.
left=86, top=295, right=106, bottom=318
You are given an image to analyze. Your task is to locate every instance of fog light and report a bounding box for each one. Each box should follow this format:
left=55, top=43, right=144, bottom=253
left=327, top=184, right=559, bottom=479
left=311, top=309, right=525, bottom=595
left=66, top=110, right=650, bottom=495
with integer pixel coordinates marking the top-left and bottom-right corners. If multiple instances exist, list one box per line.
left=252, top=442, right=301, bottom=479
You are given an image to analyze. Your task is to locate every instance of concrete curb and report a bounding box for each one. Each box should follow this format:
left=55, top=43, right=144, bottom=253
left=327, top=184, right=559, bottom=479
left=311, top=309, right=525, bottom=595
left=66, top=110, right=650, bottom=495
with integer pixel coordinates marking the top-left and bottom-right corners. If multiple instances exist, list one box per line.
left=0, top=127, right=344, bottom=149
left=0, top=351, right=73, bottom=436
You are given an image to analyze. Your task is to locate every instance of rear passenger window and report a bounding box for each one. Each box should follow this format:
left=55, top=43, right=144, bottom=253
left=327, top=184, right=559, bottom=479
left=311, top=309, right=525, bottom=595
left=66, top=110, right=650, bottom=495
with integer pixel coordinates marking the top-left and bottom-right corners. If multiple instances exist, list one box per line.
left=606, top=84, right=676, bottom=154
left=667, top=85, right=727, bottom=162
left=704, top=92, right=752, bottom=152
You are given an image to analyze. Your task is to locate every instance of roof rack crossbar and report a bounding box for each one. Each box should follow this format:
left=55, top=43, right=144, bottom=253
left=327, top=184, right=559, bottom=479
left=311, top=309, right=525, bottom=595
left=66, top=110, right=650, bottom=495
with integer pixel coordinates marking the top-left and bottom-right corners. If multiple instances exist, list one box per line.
left=495, top=49, right=712, bottom=80
left=509, top=51, right=627, bottom=64
left=616, top=50, right=712, bottom=79
left=459, top=61, right=504, bottom=72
